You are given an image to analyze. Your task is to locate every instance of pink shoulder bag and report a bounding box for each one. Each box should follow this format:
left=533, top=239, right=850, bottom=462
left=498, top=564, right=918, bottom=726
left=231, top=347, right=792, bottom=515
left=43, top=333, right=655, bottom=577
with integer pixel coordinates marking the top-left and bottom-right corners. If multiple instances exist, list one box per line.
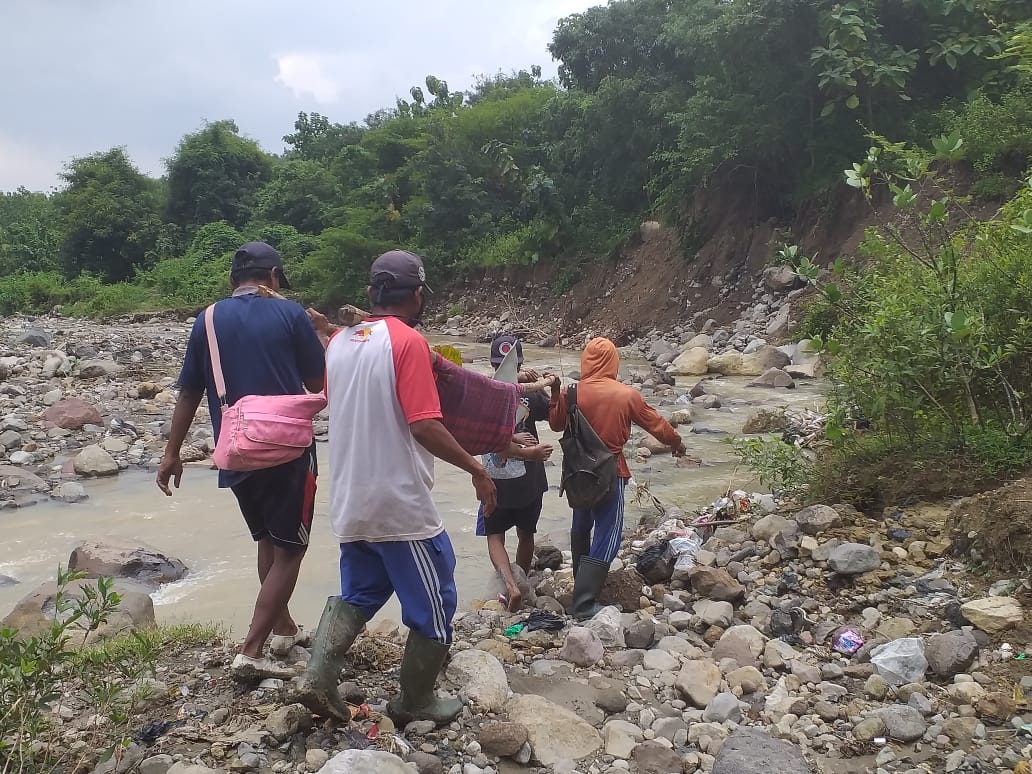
left=205, top=303, right=327, bottom=472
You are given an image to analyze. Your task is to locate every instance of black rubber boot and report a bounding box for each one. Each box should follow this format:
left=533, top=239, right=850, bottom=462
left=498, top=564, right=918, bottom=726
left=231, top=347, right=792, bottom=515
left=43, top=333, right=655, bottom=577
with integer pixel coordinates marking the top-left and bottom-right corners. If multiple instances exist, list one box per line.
left=294, top=597, right=365, bottom=721
left=387, top=631, right=463, bottom=727
left=570, top=530, right=591, bottom=575
left=572, top=555, right=610, bottom=621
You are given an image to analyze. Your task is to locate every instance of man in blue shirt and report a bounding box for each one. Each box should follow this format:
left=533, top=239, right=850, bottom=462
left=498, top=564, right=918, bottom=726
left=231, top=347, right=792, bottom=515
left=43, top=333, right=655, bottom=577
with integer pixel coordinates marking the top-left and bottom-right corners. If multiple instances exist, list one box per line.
left=157, top=242, right=325, bottom=680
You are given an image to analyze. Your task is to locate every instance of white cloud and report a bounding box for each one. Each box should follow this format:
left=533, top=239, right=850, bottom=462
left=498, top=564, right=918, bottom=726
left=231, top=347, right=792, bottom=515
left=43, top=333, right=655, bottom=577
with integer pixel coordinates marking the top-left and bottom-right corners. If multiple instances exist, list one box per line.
left=274, top=54, right=343, bottom=104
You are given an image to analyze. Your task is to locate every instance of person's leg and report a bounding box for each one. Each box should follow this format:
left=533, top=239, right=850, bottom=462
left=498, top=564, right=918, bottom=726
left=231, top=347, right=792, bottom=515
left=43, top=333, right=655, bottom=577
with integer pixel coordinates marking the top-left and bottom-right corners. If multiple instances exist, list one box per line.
left=482, top=506, right=522, bottom=611
left=384, top=533, right=462, bottom=725
left=239, top=543, right=306, bottom=658
left=587, top=478, right=627, bottom=563
left=570, top=506, right=592, bottom=574
left=296, top=542, right=391, bottom=720
left=257, top=538, right=298, bottom=637
left=513, top=499, right=542, bottom=574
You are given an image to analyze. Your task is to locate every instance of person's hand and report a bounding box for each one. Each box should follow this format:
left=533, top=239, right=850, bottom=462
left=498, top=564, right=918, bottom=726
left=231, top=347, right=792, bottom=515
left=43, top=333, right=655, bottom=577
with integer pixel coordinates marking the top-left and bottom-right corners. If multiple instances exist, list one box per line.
left=306, top=308, right=331, bottom=336
left=517, top=369, right=540, bottom=383
left=513, top=432, right=537, bottom=446
left=545, top=373, right=561, bottom=394
left=671, top=438, right=688, bottom=458
left=473, top=469, right=497, bottom=516
left=156, top=454, right=183, bottom=496
left=504, top=585, right=523, bottom=613
left=522, top=443, right=553, bottom=462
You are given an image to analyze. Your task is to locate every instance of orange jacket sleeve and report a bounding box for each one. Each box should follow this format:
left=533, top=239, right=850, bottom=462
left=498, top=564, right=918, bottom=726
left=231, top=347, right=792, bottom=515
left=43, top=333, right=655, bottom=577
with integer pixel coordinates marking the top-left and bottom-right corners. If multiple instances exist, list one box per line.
left=548, top=388, right=569, bottom=432
left=632, top=393, right=681, bottom=446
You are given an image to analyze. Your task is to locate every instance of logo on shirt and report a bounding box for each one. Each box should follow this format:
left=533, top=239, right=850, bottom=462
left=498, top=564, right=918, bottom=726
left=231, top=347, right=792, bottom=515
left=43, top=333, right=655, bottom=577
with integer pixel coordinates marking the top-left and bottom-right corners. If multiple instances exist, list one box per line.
left=350, top=326, right=374, bottom=343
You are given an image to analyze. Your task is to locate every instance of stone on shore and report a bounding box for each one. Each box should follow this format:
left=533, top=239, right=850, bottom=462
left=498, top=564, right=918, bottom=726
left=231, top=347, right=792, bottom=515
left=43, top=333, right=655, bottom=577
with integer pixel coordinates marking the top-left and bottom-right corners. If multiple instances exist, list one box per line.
left=444, top=648, right=509, bottom=712
left=675, top=660, right=722, bottom=708
left=925, top=630, right=979, bottom=677
left=69, top=539, right=188, bottom=586
left=827, top=543, right=880, bottom=574
left=960, top=597, right=1024, bottom=633
left=713, top=728, right=811, bottom=774
left=315, top=750, right=411, bottom=774
left=73, top=445, right=119, bottom=477
left=2, top=578, right=154, bottom=639
left=43, top=398, right=104, bottom=430
left=505, top=694, right=601, bottom=766
left=560, top=626, right=604, bottom=666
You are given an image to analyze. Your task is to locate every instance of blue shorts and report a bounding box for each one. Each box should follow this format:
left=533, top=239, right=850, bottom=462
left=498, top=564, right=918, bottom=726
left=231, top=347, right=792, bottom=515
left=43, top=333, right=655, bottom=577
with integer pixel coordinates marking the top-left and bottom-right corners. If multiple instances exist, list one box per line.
left=338, top=532, right=458, bottom=643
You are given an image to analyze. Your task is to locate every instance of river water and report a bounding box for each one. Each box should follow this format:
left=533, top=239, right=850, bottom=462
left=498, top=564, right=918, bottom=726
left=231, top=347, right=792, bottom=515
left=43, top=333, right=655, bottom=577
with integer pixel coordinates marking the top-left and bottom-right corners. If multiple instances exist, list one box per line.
left=0, top=338, right=823, bottom=636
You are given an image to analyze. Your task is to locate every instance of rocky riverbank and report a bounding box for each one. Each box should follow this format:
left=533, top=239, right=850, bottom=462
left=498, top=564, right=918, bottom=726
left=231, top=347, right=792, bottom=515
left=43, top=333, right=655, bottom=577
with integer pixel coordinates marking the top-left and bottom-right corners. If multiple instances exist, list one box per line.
left=18, top=490, right=1031, bottom=774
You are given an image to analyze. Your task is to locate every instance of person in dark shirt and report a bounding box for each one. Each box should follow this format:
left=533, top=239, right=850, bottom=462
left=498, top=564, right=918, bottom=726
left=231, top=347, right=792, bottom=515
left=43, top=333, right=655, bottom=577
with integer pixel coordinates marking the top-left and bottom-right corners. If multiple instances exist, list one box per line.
left=156, top=242, right=326, bottom=680
left=477, top=335, right=555, bottom=612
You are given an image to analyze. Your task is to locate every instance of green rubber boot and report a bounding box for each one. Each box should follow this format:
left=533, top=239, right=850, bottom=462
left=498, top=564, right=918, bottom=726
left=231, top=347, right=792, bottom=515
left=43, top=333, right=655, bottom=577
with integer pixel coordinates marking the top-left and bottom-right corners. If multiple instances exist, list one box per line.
left=572, top=555, right=610, bottom=621
left=570, top=530, right=591, bottom=575
left=294, top=597, right=365, bottom=721
left=387, top=631, right=463, bottom=727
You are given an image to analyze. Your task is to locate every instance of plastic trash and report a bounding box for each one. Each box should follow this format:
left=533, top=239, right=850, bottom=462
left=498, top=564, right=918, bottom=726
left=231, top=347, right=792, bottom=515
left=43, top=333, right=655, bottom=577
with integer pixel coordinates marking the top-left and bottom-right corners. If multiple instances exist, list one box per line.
left=524, top=610, right=564, bottom=632
left=482, top=452, right=526, bottom=480
left=870, top=638, right=928, bottom=685
left=832, top=628, right=865, bottom=656
left=669, top=530, right=703, bottom=571
left=636, top=540, right=675, bottom=584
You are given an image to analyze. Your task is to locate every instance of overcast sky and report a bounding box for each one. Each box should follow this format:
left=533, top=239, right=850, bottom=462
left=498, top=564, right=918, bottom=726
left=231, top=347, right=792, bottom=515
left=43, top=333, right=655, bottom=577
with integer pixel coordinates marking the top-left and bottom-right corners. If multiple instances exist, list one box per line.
left=0, top=0, right=600, bottom=192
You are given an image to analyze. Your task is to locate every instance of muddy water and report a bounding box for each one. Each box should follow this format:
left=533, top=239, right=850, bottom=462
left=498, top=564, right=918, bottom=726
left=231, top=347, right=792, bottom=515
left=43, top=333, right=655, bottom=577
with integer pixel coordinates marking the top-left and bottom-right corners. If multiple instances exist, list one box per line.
left=0, top=338, right=823, bottom=636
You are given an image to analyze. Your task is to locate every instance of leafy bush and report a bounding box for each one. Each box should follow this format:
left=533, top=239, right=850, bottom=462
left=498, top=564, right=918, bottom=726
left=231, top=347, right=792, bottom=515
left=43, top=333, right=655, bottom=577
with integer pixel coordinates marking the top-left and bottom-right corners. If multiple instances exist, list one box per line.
left=941, top=77, right=1032, bottom=176
left=729, top=436, right=812, bottom=498
left=0, top=272, right=72, bottom=315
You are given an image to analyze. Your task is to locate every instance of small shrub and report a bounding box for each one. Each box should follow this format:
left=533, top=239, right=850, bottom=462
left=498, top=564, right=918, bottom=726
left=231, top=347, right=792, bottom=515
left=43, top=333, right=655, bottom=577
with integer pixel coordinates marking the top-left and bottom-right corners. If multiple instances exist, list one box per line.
left=728, top=436, right=812, bottom=498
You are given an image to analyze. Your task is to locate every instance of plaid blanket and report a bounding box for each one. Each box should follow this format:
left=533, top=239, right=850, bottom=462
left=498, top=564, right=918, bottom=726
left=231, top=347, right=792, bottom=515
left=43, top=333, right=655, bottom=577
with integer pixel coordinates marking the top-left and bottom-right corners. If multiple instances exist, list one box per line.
left=432, top=354, right=519, bottom=454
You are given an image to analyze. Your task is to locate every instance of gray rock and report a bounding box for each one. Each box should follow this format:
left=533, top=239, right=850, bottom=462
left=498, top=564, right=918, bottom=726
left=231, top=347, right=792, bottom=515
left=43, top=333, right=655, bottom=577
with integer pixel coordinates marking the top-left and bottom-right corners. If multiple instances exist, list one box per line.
left=827, top=543, right=880, bottom=574
left=925, top=630, right=979, bottom=677
left=793, top=505, right=841, bottom=536
left=315, top=750, right=411, bottom=774
left=72, top=445, right=119, bottom=477
left=140, top=755, right=174, bottom=774
left=69, top=539, right=188, bottom=586
left=853, top=717, right=887, bottom=742
left=703, top=692, right=743, bottom=723
left=92, top=743, right=145, bottom=774
left=713, top=728, right=811, bottom=774
left=478, top=720, right=529, bottom=757
left=560, top=626, right=604, bottom=667
left=0, top=429, right=23, bottom=448
left=53, top=482, right=89, bottom=503
left=675, top=660, right=721, bottom=708
left=746, top=368, right=795, bottom=389
left=642, top=648, right=680, bottom=673
left=583, top=605, right=624, bottom=647
left=623, top=618, right=655, bottom=649
left=265, top=703, right=307, bottom=740
left=445, top=648, right=508, bottom=711
left=14, top=328, right=51, bottom=348
left=79, top=360, right=126, bottom=379
left=875, top=705, right=927, bottom=742
left=694, top=599, right=733, bottom=627
left=630, top=742, right=682, bottom=774
left=305, top=750, right=330, bottom=772
left=505, top=693, right=601, bottom=766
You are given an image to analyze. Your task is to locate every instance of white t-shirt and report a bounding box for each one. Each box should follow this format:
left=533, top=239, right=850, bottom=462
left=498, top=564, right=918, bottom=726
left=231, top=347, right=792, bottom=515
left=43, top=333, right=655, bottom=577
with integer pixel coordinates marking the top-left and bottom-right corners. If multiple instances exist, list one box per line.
left=325, top=317, right=444, bottom=543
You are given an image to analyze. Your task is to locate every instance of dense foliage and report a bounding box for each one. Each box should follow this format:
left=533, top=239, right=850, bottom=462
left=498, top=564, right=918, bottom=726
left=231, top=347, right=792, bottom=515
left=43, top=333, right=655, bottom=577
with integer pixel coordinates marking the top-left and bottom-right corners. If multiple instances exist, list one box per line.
left=1, top=0, right=1031, bottom=317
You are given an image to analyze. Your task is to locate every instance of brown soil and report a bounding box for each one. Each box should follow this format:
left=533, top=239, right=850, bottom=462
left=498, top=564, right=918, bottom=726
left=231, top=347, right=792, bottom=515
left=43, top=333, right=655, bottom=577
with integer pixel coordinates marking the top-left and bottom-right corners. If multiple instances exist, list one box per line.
left=948, top=477, right=1032, bottom=574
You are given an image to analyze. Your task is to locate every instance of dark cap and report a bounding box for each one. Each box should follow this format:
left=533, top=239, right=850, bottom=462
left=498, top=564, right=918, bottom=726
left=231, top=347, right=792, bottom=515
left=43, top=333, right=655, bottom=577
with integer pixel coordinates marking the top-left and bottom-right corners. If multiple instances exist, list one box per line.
left=231, top=241, right=291, bottom=289
left=490, top=334, right=523, bottom=367
left=370, top=250, right=433, bottom=294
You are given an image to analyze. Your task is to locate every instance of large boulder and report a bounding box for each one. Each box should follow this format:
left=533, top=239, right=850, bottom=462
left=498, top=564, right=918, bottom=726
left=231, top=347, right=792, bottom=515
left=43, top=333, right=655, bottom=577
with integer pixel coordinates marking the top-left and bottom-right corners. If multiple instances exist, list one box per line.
left=0, top=464, right=48, bottom=491
left=2, top=578, right=155, bottom=640
left=43, top=398, right=104, bottom=430
left=73, top=445, right=119, bottom=477
left=78, top=360, right=126, bottom=380
left=960, top=597, right=1024, bottom=634
left=13, top=328, right=51, bottom=348
left=827, top=543, right=880, bottom=574
left=315, top=750, right=411, bottom=774
left=68, top=539, right=188, bottom=587
left=713, top=728, right=811, bottom=774
left=687, top=566, right=746, bottom=603
left=505, top=693, right=601, bottom=765
left=670, top=347, right=710, bottom=376
left=763, top=266, right=801, bottom=294
left=445, top=648, right=509, bottom=711
left=747, top=368, right=796, bottom=389
left=925, top=630, right=979, bottom=677
left=707, top=346, right=790, bottom=377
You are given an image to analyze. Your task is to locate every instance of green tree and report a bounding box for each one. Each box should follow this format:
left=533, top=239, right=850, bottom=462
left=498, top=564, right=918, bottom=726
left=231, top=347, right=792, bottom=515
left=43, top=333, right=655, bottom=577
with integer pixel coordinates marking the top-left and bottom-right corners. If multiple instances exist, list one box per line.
left=252, top=159, right=340, bottom=234
left=283, top=111, right=364, bottom=163
left=0, top=188, right=61, bottom=274
left=166, top=120, right=272, bottom=230
left=55, top=148, right=165, bottom=281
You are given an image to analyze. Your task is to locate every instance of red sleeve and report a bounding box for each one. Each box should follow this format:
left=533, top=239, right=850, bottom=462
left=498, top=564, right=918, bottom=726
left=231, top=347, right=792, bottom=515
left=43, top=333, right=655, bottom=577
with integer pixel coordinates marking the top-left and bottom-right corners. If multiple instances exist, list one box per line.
left=389, top=322, right=443, bottom=424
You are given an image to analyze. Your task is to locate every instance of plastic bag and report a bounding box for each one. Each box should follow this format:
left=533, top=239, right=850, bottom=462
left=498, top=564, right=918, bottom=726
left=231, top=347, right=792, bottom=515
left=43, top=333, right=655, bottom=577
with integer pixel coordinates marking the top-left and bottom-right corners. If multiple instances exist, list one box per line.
left=636, top=540, right=675, bottom=584
left=832, top=628, right=865, bottom=656
left=482, top=452, right=526, bottom=480
left=669, top=531, right=703, bottom=571
left=870, top=638, right=928, bottom=685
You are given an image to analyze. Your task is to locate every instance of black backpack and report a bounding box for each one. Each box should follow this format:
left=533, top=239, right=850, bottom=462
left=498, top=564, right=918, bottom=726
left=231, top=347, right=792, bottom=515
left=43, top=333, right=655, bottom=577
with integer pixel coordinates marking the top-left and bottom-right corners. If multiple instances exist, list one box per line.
left=559, top=385, right=619, bottom=509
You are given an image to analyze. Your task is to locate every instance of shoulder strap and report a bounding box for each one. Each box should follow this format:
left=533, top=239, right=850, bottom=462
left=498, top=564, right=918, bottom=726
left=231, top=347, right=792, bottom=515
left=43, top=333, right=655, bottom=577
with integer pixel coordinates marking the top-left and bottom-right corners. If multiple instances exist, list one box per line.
left=203, top=303, right=228, bottom=404
left=567, top=384, right=578, bottom=413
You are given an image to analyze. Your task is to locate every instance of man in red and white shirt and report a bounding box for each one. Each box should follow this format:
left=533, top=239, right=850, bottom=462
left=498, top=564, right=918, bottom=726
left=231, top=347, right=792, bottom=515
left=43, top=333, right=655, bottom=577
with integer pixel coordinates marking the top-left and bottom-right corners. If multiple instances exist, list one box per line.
left=296, top=250, right=496, bottom=727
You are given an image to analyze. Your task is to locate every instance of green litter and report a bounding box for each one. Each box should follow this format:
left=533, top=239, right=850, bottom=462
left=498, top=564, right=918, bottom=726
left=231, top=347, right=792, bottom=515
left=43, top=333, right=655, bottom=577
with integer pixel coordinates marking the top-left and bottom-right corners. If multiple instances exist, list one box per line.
left=504, top=623, right=525, bottom=638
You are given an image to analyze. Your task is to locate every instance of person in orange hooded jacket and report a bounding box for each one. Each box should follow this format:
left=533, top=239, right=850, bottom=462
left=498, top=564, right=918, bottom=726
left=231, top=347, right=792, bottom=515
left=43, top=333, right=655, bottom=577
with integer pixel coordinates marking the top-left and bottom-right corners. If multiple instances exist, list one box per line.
left=549, top=337, right=687, bottom=618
